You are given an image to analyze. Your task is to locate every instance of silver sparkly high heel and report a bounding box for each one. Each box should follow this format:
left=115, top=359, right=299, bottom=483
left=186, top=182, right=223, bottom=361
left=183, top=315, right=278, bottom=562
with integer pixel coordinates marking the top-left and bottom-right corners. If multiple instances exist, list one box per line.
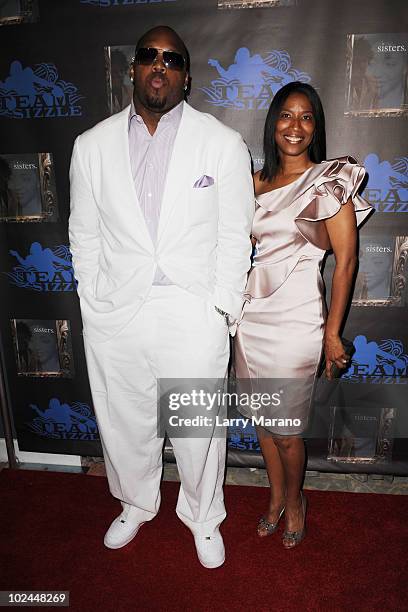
left=282, top=493, right=307, bottom=549
left=257, top=506, right=285, bottom=537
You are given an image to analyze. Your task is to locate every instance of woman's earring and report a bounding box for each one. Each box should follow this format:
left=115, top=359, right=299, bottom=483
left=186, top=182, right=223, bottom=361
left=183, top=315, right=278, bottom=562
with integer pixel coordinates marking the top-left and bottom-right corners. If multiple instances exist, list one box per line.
left=130, top=58, right=135, bottom=84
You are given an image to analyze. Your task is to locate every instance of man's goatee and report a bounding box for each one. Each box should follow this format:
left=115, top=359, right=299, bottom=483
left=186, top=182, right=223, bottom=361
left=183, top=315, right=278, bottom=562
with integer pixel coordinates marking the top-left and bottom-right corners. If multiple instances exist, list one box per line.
left=146, top=95, right=167, bottom=110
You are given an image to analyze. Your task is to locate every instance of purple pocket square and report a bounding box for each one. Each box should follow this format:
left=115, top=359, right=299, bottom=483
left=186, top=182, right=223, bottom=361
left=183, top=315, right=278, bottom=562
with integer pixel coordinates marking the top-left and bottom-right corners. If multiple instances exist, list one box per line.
left=193, top=175, right=214, bottom=188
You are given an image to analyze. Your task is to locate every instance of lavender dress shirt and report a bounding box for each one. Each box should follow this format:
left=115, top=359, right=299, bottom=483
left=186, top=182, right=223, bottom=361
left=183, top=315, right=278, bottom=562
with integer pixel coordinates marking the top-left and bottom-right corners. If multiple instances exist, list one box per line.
left=128, top=100, right=183, bottom=285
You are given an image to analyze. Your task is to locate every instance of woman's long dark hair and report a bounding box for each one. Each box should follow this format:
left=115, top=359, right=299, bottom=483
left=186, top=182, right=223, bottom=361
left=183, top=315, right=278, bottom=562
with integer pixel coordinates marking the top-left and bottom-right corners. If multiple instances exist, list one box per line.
left=260, top=81, right=326, bottom=182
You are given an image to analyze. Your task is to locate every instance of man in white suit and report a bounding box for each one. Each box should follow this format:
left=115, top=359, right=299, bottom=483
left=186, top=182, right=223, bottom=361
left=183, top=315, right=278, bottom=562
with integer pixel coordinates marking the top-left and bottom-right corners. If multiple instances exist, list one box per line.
left=69, top=26, right=253, bottom=569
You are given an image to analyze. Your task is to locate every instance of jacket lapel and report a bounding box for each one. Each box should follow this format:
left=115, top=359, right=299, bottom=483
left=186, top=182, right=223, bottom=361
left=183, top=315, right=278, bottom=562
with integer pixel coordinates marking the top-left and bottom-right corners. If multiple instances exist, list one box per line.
left=112, top=106, right=154, bottom=251
left=157, top=103, right=197, bottom=244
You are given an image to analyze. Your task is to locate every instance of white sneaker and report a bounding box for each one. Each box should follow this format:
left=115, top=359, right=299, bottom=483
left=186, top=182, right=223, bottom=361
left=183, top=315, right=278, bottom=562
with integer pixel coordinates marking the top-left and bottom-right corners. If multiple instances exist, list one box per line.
left=104, top=508, right=145, bottom=549
left=194, top=529, right=225, bottom=569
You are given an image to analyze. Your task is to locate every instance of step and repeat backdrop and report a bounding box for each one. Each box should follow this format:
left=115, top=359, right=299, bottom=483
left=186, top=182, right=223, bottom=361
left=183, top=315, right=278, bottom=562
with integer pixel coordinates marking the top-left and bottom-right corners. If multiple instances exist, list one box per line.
left=0, top=0, right=407, bottom=472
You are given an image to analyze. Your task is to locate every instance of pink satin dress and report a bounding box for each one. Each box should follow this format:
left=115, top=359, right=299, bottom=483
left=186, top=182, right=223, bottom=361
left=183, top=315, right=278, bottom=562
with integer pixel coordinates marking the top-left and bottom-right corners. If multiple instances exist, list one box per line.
left=234, top=157, right=373, bottom=435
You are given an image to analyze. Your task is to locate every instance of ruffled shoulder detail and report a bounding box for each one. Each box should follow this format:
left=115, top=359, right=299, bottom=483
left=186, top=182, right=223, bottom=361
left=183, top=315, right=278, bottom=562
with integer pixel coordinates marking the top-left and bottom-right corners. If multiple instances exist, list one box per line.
left=294, top=156, right=373, bottom=250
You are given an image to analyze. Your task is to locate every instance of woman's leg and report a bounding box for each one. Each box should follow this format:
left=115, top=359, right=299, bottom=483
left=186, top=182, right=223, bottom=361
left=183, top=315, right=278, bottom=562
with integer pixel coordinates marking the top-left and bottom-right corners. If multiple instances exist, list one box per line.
left=256, top=426, right=286, bottom=536
left=273, top=435, right=306, bottom=546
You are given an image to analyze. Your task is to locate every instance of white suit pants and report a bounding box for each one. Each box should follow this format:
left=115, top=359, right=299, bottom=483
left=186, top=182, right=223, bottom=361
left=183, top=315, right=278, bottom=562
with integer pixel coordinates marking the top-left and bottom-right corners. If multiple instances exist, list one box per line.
left=83, top=285, right=230, bottom=536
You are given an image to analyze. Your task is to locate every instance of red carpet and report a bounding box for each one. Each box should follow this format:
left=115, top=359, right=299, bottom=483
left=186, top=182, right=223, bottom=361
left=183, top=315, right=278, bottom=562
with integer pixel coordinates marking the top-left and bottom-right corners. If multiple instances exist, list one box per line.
left=1, top=469, right=407, bottom=612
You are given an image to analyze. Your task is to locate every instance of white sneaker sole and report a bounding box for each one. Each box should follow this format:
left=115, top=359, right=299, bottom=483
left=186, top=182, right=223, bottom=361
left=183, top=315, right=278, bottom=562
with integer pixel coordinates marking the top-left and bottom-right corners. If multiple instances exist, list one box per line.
left=198, top=554, right=225, bottom=569
left=104, top=522, right=144, bottom=549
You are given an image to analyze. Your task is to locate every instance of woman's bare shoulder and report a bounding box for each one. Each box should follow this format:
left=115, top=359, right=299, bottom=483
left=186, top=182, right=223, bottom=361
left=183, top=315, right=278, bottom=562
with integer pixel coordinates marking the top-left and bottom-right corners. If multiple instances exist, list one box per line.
left=254, top=170, right=275, bottom=196
left=253, top=170, right=264, bottom=196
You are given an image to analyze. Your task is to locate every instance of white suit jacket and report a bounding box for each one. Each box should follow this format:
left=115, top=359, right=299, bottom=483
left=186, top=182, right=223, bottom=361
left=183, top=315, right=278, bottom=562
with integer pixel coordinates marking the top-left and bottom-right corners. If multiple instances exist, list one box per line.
left=69, top=102, right=254, bottom=343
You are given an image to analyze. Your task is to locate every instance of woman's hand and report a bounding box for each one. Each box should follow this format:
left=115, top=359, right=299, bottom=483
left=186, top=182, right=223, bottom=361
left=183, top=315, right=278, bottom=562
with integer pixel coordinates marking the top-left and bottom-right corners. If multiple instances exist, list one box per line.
left=324, top=334, right=350, bottom=380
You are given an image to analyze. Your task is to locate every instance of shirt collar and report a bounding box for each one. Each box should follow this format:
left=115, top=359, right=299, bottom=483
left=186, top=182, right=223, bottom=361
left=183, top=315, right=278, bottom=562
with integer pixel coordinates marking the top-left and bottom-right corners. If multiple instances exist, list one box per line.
left=128, top=100, right=184, bottom=132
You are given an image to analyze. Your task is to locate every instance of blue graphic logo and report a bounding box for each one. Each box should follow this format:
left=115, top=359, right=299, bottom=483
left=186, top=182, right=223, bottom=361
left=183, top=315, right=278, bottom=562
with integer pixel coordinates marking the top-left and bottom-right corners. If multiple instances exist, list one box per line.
left=200, top=47, right=311, bottom=110
left=28, top=398, right=99, bottom=441
left=80, top=0, right=176, bottom=5
left=343, top=335, right=408, bottom=382
left=228, top=418, right=259, bottom=451
left=363, top=154, right=408, bottom=213
left=0, top=60, right=83, bottom=119
left=7, top=242, right=77, bottom=291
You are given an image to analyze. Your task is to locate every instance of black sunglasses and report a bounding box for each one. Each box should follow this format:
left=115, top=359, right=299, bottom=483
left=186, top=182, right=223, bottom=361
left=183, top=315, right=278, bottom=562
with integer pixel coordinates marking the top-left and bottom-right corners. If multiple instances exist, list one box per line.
left=134, top=47, right=186, bottom=71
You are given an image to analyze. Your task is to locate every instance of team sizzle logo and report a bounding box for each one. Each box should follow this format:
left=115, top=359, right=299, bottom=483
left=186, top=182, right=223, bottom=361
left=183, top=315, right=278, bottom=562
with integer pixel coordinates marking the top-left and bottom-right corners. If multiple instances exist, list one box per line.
left=7, top=242, right=77, bottom=291
left=200, top=47, right=311, bottom=110
left=0, top=60, right=83, bottom=119
left=363, top=154, right=408, bottom=213
left=342, top=335, right=408, bottom=383
left=228, top=419, right=260, bottom=451
left=28, top=398, right=99, bottom=441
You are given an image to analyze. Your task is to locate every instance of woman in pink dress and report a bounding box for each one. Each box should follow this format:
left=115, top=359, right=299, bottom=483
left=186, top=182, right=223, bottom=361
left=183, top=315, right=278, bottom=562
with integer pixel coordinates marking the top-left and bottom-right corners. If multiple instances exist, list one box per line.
left=234, top=82, right=372, bottom=548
